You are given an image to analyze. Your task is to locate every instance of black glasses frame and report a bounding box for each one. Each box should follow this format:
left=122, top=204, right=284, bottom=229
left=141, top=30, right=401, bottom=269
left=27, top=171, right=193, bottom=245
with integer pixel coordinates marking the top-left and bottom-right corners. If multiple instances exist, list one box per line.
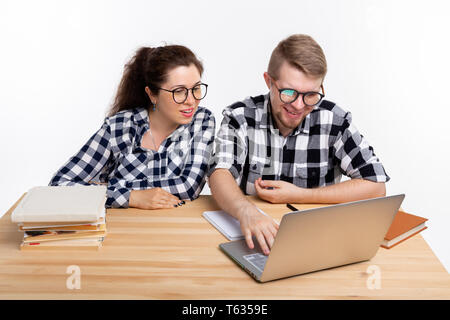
left=273, top=81, right=325, bottom=107
left=156, top=83, right=208, bottom=104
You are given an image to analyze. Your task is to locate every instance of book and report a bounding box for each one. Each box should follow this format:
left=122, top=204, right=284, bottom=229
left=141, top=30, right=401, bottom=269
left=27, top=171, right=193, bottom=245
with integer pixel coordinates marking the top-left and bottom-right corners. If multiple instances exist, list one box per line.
left=20, top=222, right=103, bottom=232
left=23, top=224, right=106, bottom=243
left=11, top=185, right=107, bottom=223
left=19, top=211, right=105, bottom=230
left=381, top=210, right=428, bottom=249
left=20, top=238, right=104, bottom=250
left=202, top=208, right=274, bottom=241
left=11, top=185, right=108, bottom=250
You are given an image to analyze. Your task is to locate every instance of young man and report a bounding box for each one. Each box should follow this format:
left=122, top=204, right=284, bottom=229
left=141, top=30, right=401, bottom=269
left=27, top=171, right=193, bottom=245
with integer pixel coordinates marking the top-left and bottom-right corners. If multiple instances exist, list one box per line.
left=208, top=34, right=389, bottom=255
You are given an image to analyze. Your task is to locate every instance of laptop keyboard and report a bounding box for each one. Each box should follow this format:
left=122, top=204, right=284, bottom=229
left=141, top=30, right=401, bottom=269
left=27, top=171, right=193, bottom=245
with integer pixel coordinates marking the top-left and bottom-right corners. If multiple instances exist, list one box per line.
left=243, top=253, right=268, bottom=273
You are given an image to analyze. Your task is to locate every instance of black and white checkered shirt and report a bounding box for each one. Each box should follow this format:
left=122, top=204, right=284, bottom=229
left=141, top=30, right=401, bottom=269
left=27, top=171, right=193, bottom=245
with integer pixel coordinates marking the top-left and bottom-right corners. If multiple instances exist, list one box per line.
left=49, top=106, right=215, bottom=208
left=208, top=94, right=389, bottom=195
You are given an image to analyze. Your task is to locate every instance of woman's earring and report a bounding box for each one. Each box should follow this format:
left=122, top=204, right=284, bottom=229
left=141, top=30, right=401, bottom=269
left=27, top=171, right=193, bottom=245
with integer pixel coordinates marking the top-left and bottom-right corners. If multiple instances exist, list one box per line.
left=152, top=102, right=156, bottom=111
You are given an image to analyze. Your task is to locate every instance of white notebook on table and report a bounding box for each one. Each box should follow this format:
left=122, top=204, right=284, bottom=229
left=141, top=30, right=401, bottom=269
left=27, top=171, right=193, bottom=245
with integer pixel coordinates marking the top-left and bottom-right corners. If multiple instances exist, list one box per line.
left=203, top=210, right=245, bottom=241
left=11, top=185, right=107, bottom=223
left=202, top=208, right=272, bottom=241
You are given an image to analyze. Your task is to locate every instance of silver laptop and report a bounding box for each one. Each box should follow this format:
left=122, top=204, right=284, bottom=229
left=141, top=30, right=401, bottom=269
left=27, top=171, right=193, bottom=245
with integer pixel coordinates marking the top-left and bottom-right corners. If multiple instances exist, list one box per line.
left=219, top=194, right=405, bottom=283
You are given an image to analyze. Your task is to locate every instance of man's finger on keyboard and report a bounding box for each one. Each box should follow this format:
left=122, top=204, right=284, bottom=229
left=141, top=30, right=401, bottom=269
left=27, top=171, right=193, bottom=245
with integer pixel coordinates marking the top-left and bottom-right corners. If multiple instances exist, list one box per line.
left=256, top=231, right=270, bottom=255
left=245, top=229, right=254, bottom=250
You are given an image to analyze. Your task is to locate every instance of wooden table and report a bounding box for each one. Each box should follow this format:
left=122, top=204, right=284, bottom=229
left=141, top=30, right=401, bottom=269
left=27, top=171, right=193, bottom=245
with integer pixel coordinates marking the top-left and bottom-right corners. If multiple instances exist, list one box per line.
left=0, top=195, right=449, bottom=299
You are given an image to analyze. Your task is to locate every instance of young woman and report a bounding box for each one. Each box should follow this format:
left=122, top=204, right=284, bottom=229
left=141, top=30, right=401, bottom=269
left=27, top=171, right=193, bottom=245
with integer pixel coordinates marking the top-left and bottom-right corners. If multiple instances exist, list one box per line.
left=49, top=45, right=215, bottom=209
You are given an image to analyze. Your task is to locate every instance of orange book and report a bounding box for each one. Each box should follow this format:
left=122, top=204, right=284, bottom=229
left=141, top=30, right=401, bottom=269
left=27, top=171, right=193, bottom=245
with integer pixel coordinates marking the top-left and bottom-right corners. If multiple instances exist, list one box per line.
left=19, top=223, right=103, bottom=232
left=22, top=224, right=106, bottom=243
left=381, top=210, right=428, bottom=249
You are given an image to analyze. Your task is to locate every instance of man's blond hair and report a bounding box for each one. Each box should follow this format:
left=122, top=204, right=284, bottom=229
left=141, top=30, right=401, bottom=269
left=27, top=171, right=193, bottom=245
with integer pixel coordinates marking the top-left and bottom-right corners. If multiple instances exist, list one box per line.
left=268, top=34, right=327, bottom=80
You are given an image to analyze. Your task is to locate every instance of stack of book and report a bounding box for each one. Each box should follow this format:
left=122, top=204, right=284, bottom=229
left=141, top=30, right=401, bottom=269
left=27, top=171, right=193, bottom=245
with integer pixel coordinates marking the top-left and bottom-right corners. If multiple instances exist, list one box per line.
left=11, top=185, right=107, bottom=250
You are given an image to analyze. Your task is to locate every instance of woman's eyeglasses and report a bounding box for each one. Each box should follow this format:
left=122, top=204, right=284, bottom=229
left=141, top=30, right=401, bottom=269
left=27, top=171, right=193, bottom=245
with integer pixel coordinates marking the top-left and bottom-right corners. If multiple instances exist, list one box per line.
left=156, top=83, right=208, bottom=104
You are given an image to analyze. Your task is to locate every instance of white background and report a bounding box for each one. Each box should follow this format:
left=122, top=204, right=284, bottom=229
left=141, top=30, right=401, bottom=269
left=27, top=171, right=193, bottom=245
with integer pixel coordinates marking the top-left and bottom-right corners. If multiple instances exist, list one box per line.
left=1, top=0, right=449, bottom=272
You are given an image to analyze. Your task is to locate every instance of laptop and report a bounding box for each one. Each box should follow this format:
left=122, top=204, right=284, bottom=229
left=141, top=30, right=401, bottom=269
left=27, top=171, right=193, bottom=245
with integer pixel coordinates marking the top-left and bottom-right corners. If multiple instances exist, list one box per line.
left=219, top=194, right=405, bottom=283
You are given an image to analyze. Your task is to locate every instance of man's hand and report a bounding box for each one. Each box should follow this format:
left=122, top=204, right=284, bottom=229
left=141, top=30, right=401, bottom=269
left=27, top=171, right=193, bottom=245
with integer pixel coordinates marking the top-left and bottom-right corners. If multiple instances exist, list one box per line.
left=255, top=177, right=386, bottom=204
left=129, top=188, right=182, bottom=209
left=209, top=169, right=279, bottom=255
left=236, top=203, right=279, bottom=256
left=255, top=178, right=304, bottom=203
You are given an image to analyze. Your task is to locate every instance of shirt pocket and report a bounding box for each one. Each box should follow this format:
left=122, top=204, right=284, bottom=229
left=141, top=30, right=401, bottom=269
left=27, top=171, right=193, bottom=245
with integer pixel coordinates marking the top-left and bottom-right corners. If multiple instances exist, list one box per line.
left=166, top=140, right=190, bottom=178
left=246, top=162, right=273, bottom=194
left=294, top=164, right=328, bottom=188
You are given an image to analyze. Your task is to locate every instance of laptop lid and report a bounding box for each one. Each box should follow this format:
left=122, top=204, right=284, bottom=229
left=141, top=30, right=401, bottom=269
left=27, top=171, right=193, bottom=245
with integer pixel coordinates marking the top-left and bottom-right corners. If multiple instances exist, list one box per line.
left=220, top=194, right=405, bottom=283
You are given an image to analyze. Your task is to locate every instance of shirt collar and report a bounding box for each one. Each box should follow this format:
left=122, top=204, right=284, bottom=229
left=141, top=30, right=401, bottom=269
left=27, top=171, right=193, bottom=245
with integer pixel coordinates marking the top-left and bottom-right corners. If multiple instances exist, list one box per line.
left=133, top=106, right=189, bottom=143
left=133, top=107, right=150, bottom=127
left=168, top=123, right=190, bottom=143
left=258, top=95, right=272, bottom=130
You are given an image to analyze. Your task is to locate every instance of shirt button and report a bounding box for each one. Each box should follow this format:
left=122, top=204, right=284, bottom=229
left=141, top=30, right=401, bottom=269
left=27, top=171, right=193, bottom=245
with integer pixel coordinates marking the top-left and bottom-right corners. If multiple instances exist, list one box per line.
left=178, top=150, right=184, bottom=157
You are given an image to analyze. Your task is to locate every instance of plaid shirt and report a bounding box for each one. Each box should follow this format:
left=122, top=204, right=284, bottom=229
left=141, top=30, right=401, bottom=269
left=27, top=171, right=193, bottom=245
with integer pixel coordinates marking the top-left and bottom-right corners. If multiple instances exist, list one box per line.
left=50, top=106, right=215, bottom=208
left=208, top=94, right=389, bottom=195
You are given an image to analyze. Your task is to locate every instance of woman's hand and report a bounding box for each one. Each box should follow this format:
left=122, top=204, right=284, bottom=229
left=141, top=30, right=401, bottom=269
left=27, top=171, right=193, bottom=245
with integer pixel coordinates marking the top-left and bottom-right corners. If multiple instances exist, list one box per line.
left=129, top=188, right=182, bottom=209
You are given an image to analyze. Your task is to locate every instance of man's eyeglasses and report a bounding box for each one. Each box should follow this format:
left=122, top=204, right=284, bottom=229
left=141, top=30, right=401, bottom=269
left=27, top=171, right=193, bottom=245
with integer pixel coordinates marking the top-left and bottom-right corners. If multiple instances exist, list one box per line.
left=156, top=83, right=208, bottom=104
left=272, top=81, right=325, bottom=107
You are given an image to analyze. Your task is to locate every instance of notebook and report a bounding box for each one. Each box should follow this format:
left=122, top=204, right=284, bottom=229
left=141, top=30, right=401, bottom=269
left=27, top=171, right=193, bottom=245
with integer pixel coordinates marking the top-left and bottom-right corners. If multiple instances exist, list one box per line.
left=11, top=185, right=107, bottom=223
left=203, top=210, right=245, bottom=241
left=202, top=208, right=272, bottom=241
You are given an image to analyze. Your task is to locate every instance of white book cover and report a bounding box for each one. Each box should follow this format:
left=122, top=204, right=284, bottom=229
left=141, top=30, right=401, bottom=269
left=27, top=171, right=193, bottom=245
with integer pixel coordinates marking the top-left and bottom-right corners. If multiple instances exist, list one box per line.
left=19, top=211, right=105, bottom=229
left=11, top=185, right=107, bottom=223
left=202, top=208, right=274, bottom=241
left=203, top=210, right=245, bottom=241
